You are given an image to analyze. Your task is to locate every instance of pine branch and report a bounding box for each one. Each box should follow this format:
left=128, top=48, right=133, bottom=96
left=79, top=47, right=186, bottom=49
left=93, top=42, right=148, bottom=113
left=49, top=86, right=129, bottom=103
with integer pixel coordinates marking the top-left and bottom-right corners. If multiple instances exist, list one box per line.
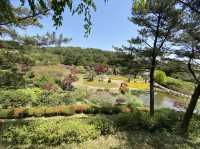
left=178, top=0, right=200, bottom=14
left=0, top=9, right=50, bottom=26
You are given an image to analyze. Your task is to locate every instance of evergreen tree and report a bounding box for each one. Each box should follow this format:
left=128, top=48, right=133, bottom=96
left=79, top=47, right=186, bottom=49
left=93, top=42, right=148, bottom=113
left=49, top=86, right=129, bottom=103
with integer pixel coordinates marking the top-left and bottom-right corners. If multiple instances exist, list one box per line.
left=0, top=0, right=43, bottom=39
left=173, top=5, right=200, bottom=135
left=129, top=0, right=182, bottom=115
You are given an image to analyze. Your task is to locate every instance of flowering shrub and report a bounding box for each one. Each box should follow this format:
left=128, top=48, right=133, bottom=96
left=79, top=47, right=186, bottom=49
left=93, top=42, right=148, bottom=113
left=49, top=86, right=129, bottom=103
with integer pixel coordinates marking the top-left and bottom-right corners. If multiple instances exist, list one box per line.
left=95, top=64, right=108, bottom=74
left=127, top=82, right=149, bottom=90
left=61, top=74, right=77, bottom=90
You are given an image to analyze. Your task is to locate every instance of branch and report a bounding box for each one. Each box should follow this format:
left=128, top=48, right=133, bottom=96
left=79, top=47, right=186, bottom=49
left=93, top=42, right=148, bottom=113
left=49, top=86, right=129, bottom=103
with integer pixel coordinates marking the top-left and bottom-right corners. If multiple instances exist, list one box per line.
left=142, top=39, right=153, bottom=48
left=0, top=9, right=50, bottom=26
left=158, top=28, right=171, bottom=50
left=177, top=0, right=200, bottom=14
left=188, top=45, right=200, bottom=83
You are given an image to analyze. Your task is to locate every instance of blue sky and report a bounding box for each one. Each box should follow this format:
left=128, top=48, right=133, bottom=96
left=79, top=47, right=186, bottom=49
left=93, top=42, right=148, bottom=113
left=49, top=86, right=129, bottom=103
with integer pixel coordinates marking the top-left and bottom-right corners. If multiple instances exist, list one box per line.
left=15, top=0, right=138, bottom=50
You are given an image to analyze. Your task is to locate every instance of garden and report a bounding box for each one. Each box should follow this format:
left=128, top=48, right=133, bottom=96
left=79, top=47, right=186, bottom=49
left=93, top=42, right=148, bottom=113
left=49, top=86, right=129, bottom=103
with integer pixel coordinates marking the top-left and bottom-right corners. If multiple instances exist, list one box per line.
left=1, top=0, right=200, bottom=148
left=0, top=63, right=199, bottom=148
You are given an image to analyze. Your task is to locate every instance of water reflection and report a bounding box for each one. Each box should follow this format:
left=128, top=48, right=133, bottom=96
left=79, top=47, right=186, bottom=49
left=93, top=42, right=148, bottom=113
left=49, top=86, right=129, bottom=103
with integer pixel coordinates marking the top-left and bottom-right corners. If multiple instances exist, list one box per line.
left=135, top=91, right=187, bottom=111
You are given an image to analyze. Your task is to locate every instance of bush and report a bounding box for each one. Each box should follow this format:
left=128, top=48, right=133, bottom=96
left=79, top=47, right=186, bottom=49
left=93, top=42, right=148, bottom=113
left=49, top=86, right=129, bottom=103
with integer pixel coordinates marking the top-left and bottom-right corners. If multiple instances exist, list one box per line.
left=0, top=109, right=10, bottom=119
left=77, top=66, right=86, bottom=74
left=64, top=88, right=88, bottom=103
left=0, top=69, right=25, bottom=88
left=34, top=91, right=63, bottom=106
left=154, top=70, right=166, bottom=84
left=33, top=75, right=56, bottom=88
left=0, top=88, right=43, bottom=108
left=26, top=107, right=46, bottom=117
left=112, top=109, right=180, bottom=132
left=9, top=107, right=28, bottom=118
left=0, top=88, right=83, bottom=108
left=162, top=77, right=194, bottom=95
left=89, top=116, right=116, bottom=135
left=2, top=118, right=101, bottom=145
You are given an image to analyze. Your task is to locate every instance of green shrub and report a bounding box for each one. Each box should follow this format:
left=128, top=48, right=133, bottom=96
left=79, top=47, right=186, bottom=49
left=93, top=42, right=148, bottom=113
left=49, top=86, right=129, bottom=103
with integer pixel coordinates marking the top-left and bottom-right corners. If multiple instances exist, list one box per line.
left=100, top=106, right=121, bottom=114
left=34, top=92, right=63, bottom=106
left=34, top=75, right=56, bottom=88
left=26, top=107, right=47, bottom=117
left=2, top=118, right=101, bottom=145
left=112, top=109, right=180, bottom=132
left=0, top=88, right=43, bottom=108
left=65, top=88, right=88, bottom=101
left=89, top=116, right=116, bottom=135
left=0, top=109, right=10, bottom=119
left=154, top=70, right=166, bottom=84
left=162, top=77, right=194, bottom=95
left=76, top=66, right=86, bottom=74
left=0, top=88, right=80, bottom=108
left=0, top=70, right=25, bottom=88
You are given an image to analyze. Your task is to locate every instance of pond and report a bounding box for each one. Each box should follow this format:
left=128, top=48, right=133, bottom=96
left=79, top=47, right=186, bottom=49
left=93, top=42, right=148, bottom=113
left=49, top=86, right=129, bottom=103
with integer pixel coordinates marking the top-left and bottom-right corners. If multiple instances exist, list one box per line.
left=133, top=90, right=189, bottom=111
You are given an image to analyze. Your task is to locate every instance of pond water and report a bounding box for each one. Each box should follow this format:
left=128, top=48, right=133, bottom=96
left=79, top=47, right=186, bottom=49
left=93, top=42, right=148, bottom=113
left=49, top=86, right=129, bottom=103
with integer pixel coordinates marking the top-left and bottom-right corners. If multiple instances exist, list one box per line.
left=133, top=91, right=189, bottom=111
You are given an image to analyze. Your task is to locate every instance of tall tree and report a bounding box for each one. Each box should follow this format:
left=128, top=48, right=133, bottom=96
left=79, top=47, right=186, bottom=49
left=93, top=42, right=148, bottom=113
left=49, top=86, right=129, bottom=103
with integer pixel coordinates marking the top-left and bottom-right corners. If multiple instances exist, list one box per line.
left=130, top=0, right=182, bottom=115
left=174, top=6, right=200, bottom=135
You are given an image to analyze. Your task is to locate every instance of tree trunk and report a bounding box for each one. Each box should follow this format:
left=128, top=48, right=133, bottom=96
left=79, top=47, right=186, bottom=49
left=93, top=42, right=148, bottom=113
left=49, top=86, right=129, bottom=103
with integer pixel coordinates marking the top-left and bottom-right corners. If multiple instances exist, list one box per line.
left=180, top=83, right=200, bottom=135
left=150, top=57, right=156, bottom=116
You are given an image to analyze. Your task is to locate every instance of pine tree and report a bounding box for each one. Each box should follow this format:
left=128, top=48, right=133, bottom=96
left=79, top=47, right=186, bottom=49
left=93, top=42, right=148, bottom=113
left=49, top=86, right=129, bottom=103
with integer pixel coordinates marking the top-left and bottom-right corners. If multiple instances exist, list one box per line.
left=174, top=5, right=200, bottom=135
left=130, top=0, right=182, bottom=115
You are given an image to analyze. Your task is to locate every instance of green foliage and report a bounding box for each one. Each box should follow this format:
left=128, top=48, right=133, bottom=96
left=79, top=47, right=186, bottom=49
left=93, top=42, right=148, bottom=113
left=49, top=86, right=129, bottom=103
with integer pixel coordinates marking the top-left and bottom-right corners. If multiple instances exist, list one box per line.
left=113, top=109, right=180, bottom=132
left=0, top=88, right=42, bottom=108
left=154, top=70, right=167, bottom=84
left=60, top=47, right=114, bottom=66
left=65, top=88, right=88, bottom=101
left=1, top=109, right=199, bottom=147
left=0, top=69, right=25, bottom=88
left=0, top=88, right=80, bottom=108
left=77, top=66, right=86, bottom=74
left=162, top=77, right=195, bottom=95
left=89, top=116, right=116, bottom=135
left=34, top=75, right=56, bottom=88
left=1, top=118, right=100, bottom=145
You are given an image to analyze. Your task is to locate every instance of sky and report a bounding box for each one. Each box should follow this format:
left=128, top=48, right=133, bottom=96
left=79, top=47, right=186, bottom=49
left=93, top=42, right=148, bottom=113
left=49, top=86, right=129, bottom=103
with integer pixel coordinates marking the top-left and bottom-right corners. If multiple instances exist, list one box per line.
left=14, top=0, right=138, bottom=51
